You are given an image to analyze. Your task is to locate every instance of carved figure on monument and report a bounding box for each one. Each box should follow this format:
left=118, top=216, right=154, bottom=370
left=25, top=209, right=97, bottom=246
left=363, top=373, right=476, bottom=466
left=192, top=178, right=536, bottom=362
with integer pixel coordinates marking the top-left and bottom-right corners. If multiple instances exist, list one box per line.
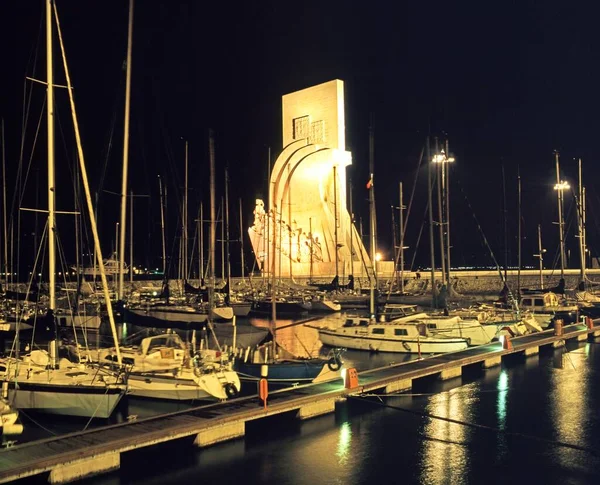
left=253, top=199, right=265, bottom=231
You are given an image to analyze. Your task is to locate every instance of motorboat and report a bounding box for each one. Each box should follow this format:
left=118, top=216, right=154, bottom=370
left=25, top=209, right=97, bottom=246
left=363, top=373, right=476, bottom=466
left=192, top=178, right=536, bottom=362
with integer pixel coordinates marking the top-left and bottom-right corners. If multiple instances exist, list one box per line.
left=318, top=316, right=469, bottom=354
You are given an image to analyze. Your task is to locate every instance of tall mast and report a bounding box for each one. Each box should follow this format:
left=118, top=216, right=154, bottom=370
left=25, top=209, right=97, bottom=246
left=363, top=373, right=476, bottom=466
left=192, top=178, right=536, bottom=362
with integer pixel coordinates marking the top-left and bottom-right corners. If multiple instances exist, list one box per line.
left=399, top=181, right=405, bottom=294
left=349, top=180, right=354, bottom=279
left=118, top=0, right=134, bottom=301
left=225, top=168, right=231, bottom=297
left=208, top=130, right=216, bottom=336
left=368, top=118, right=376, bottom=320
left=578, top=158, right=585, bottom=285
left=199, top=201, right=204, bottom=282
left=309, top=217, right=313, bottom=283
left=221, top=197, right=225, bottom=279
left=129, top=190, right=133, bottom=283
left=183, top=140, right=189, bottom=282
left=54, top=1, right=121, bottom=364
left=444, top=139, right=452, bottom=287
left=435, top=138, right=446, bottom=286
left=158, top=176, right=166, bottom=276
left=427, top=138, right=437, bottom=307
left=555, top=151, right=566, bottom=280
left=333, top=165, right=339, bottom=279
left=537, top=224, right=544, bottom=289
left=1, top=120, right=7, bottom=287
left=517, top=167, right=522, bottom=294
left=238, top=198, right=245, bottom=281
left=47, top=0, right=56, bottom=312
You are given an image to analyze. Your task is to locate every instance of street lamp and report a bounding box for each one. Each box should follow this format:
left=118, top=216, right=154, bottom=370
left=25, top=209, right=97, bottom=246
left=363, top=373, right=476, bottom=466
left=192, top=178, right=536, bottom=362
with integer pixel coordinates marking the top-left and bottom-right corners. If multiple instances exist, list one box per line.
left=432, top=147, right=455, bottom=288
left=554, top=151, right=570, bottom=281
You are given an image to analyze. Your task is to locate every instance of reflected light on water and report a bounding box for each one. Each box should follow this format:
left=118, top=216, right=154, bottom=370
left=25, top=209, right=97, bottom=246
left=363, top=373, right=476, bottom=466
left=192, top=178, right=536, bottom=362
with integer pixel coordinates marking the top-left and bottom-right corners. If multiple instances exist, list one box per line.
left=336, top=421, right=352, bottom=465
left=497, top=369, right=508, bottom=429
left=550, top=345, right=590, bottom=468
left=420, top=385, right=477, bottom=483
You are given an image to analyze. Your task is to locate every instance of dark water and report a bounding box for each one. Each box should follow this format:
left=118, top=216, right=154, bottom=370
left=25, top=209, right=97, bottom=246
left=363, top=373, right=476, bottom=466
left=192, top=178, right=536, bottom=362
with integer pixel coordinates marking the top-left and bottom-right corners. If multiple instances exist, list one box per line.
left=14, top=314, right=600, bottom=484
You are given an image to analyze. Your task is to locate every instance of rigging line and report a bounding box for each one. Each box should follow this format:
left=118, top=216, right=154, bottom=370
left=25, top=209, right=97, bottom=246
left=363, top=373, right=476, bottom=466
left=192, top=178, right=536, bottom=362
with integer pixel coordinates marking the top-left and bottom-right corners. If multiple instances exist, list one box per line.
left=385, top=148, right=429, bottom=300
left=408, top=202, right=429, bottom=274
left=454, top=174, right=519, bottom=311
left=18, top=12, right=44, bottom=191
left=347, top=395, right=600, bottom=456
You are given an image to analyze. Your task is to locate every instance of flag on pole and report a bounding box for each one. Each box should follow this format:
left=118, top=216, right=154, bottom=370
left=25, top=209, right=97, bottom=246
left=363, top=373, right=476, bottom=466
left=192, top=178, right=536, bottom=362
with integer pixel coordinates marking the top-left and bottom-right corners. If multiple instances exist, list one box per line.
left=366, top=174, right=373, bottom=189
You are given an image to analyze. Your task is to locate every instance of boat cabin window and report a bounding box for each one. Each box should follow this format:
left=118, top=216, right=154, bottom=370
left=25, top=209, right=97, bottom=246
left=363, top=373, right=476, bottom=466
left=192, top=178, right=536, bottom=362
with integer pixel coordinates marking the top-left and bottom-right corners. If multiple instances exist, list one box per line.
left=426, top=323, right=437, bottom=329
left=534, top=299, right=544, bottom=307
left=359, top=320, right=369, bottom=326
left=394, top=328, right=408, bottom=336
left=371, top=328, right=385, bottom=335
left=343, top=319, right=354, bottom=327
left=522, top=299, right=532, bottom=307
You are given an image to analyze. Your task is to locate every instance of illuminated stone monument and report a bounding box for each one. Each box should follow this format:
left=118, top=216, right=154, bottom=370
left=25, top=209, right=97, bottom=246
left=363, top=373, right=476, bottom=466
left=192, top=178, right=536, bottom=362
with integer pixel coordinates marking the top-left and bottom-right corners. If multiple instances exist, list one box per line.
left=248, top=79, right=371, bottom=279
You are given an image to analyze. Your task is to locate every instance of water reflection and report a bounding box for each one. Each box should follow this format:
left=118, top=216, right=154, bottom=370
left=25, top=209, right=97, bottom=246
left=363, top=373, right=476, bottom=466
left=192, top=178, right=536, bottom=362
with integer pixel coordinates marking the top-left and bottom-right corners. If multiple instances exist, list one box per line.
left=419, top=384, right=478, bottom=483
left=337, top=421, right=352, bottom=465
left=496, top=369, right=508, bottom=429
left=549, top=344, right=590, bottom=470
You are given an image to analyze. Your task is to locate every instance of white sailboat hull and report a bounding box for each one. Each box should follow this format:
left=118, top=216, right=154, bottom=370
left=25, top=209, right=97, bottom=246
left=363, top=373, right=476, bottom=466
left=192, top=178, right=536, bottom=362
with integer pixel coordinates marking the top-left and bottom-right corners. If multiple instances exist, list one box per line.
left=127, top=369, right=240, bottom=401
left=7, top=384, right=124, bottom=419
left=319, top=329, right=468, bottom=353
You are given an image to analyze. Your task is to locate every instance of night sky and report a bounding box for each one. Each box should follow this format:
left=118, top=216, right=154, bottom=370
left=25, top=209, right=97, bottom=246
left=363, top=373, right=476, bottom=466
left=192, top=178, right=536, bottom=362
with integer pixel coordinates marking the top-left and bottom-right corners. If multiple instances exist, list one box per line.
left=1, top=0, right=599, bottom=279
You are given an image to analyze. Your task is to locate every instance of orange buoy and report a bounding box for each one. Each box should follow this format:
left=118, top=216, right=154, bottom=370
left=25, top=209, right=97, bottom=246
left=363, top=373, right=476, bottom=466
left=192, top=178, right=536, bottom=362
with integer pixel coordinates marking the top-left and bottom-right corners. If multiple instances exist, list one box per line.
left=503, top=334, right=513, bottom=351
left=345, top=368, right=359, bottom=389
left=554, top=318, right=564, bottom=337
left=586, top=316, right=594, bottom=330
left=259, top=378, right=268, bottom=410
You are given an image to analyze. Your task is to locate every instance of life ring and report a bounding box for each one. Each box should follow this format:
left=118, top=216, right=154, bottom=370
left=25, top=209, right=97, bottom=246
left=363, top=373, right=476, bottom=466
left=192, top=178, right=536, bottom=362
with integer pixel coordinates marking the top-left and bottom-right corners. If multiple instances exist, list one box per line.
left=224, top=383, right=238, bottom=399
left=327, top=356, right=341, bottom=372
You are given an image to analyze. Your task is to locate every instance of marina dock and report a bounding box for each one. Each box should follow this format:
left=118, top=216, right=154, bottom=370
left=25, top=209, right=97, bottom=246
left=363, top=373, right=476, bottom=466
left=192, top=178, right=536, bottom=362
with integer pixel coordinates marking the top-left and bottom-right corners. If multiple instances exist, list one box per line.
left=1, top=321, right=598, bottom=484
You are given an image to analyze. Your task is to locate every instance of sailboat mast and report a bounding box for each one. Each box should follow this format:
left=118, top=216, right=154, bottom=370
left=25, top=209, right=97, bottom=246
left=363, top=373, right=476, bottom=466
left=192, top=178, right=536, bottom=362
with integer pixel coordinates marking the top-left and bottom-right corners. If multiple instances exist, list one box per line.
left=239, top=198, right=245, bottom=280
left=435, top=138, right=446, bottom=286
left=225, top=168, right=231, bottom=292
left=399, top=181, right=405, bottom=294
left=368, top=118, right=376, bottom=320
left=53, top=1, right=122, bottom=364
left=555, top=151, right=566, bottom=280
left=209, top=130, right=216, bottom=326
left=1, top=120, right=7, bottom=287
left=158, top=176, right=167, bottom=276
left=517, top=167, right=522, bottom=294
left=184, top=140, right=189, bottom=282
left=537, top=224, right=544, bottom=289
left=47, top=0, right=56, bottom=312
left=118, top=0, right=134, bottom=301
left=333, top=165, right=339, bottom=279
left=578, top=158, right=585, bottom=284
left=444, top=139, right=452, bottom=287
left=199, top=201, right=204, bottom=282
left=349, top=180, right=354, bottom=279
left=427, top=138, right=437, bottom=307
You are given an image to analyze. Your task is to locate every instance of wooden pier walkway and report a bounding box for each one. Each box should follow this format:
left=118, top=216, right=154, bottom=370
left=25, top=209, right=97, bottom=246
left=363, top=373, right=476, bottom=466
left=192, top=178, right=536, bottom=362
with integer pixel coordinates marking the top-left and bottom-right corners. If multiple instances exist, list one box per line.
left=1, top=322, right=597, bottom=484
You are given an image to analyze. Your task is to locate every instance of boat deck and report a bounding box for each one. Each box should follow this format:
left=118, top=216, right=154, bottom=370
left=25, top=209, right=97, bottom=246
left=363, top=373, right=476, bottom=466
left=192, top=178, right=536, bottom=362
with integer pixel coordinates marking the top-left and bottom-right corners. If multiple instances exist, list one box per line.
left=0, top=322, right=596, bottom=484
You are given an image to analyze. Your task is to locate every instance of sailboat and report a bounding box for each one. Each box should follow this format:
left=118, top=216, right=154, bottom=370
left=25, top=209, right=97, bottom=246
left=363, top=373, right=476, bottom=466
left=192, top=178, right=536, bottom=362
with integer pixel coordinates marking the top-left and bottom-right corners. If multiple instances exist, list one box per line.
left=0, top=0, right=127, bottom=419
left=234, top=181, right=342, bottom=389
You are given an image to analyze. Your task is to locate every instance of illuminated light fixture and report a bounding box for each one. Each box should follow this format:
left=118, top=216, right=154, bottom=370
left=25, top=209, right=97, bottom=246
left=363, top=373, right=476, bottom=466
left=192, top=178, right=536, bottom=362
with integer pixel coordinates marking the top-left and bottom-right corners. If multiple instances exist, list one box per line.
left=554, top=180, right=570, bottom=191
left=375, top=252, right=382, bottom=262
left=432, top=149, right=455, bottom=164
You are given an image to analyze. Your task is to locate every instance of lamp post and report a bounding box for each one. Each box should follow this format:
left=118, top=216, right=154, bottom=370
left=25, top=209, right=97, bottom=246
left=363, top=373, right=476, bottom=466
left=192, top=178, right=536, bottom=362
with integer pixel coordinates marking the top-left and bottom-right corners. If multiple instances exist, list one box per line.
left=554, top=151, right=570, bottom=281
left=432, top=147, right=455, bottom=287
